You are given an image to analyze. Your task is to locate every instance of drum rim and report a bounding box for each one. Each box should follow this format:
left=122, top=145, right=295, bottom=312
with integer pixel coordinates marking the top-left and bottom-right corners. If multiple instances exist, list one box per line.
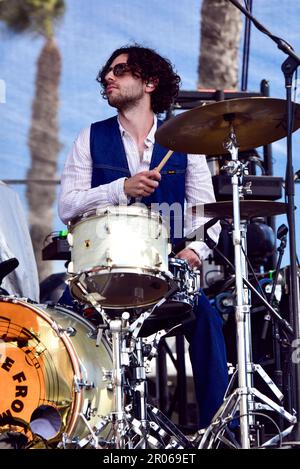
left=70, top=265, right=172, bottom=278
left=68, top=204, right=166, bottom=230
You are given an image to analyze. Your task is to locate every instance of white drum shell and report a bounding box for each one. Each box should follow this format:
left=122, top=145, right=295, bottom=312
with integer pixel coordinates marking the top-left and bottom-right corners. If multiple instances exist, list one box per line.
left=69, top=206, right=169, bottom=275
left=68, top=206, right=171, bottom=309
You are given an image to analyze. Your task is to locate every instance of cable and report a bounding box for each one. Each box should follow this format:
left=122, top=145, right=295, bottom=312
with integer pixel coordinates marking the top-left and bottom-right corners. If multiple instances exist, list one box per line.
left=241, top=245, right=268, bottom=301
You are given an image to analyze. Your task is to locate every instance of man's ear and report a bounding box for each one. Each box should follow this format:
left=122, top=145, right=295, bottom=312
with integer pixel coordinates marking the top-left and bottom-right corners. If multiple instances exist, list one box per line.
left=145, top=77, right=159, bottom=92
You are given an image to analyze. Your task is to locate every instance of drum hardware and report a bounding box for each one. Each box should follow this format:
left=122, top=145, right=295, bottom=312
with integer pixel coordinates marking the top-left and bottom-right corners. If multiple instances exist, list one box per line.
left=88, top=326, right=192, bottom=449
left=90, top=283, right=191, bottom=449
left=74, top=378, right=95, bottom=392
left=56, top=274, right=194, bottom=449
left=201, top=164, right=295, bottom=447
left=197, top=208, right=295, bottom=447
left=50, top=320, right=77, bottom=337
left=129, top=308, right=162, bottom=343
left=230, top=0, right=300, bottom=442
left=63, top=234, right=198, bottom=448
left=156, top=97, right=299, bottom=448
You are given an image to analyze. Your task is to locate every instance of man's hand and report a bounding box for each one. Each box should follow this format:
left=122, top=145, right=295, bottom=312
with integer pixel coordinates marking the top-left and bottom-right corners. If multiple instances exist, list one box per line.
left=124, top=170, right=161, bottom=198
left=176, top=248, right=202, bottom=269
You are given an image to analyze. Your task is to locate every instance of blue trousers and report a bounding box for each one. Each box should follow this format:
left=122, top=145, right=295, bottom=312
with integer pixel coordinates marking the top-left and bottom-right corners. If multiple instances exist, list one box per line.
left=59, top=287, right=228, bottom=429
left=183, top=290, right=228, bottom=428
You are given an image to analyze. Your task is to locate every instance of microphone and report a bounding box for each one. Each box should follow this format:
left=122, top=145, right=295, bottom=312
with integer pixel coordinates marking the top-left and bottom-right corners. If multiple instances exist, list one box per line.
left=261, top=224, right=288, bottom=340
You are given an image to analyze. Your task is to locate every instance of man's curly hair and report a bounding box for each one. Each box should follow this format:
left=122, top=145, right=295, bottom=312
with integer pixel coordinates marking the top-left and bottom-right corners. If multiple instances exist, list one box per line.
left=96, top=44, right=181, bottom=114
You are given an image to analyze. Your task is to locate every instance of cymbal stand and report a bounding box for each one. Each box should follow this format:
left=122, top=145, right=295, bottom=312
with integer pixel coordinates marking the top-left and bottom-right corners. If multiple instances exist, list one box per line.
left=198, top=124, right=296, bottom=449
left=227, top=126, right=251, bottom=448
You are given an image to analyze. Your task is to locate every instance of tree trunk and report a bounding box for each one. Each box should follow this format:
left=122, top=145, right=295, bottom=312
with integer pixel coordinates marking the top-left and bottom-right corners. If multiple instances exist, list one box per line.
left=198, top=0, right=242, bottom=90
left=27, top=37, right=61, bottom=282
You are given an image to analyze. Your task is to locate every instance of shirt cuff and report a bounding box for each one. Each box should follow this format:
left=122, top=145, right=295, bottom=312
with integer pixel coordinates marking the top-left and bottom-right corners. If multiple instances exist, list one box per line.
left=188, top=241, right=211, bottom=261
left=108, top=177, right=129, bottom=205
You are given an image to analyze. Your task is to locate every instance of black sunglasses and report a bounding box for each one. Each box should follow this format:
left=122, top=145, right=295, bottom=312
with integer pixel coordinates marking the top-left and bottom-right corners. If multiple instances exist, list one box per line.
left=106, top=62, right=131, bottom=77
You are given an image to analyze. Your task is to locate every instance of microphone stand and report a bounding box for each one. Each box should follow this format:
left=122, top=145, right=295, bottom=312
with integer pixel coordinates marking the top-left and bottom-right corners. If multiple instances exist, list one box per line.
left=228, top=0, right=300, bottom=441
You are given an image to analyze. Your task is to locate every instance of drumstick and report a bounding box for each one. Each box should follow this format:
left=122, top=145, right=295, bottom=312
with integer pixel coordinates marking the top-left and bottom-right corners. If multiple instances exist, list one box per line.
left=155, top=150, right=174, bottom=172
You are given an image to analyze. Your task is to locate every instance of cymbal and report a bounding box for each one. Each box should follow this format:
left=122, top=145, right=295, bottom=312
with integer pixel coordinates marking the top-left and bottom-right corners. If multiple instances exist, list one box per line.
left=188, top=200, right=287, bottom=219
left=155, top=97, right=300, bottom=155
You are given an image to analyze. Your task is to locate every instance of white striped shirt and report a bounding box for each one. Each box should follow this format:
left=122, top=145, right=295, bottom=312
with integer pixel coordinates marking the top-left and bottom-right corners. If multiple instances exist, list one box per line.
left=58, top=115, right=220, bottom=260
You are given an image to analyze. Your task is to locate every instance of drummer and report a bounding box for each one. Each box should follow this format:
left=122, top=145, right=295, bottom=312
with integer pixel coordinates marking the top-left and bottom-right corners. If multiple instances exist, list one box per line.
left=58, top=44, right=228, bottom=429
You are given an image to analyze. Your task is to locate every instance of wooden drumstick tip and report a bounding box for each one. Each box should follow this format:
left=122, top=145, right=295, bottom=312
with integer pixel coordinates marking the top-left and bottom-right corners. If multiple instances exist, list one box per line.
left=155, top=150, right=174, bottom=173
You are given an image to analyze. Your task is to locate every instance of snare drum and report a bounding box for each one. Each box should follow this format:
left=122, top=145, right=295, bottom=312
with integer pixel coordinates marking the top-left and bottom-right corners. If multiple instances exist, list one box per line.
left=68, top=206, right=171, bottom=309
left=139, top=258, right=200, bottom=337
left=0, top=298, right=112, bottom=447
left=169, top=258, right=200, bottom=297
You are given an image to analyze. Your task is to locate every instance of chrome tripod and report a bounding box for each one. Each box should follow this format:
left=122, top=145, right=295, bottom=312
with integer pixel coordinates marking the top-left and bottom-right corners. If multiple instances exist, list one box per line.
left=198, top=125, right=296, bottom=449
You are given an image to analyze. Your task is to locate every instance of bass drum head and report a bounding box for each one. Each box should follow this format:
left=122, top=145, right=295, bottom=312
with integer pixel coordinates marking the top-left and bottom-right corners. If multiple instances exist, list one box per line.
left=0, top=298, right=112, bottom=447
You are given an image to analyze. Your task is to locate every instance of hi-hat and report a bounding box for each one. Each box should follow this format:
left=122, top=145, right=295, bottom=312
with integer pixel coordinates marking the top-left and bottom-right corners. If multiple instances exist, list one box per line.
left=188, top=200, right=287, bottom=219
left=155, top=97, right=300, bottom=155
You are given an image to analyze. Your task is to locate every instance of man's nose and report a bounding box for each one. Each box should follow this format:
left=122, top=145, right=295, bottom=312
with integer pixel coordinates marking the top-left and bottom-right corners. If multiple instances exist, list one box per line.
left=105, top=69, right=115, bottom=82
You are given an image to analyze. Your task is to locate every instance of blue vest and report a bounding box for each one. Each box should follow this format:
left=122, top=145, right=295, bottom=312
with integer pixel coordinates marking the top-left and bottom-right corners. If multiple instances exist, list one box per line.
left=90, top=116, right=187, bottom=244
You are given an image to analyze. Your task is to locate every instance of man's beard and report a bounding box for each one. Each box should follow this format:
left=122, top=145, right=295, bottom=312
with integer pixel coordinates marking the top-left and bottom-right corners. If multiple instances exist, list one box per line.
left=107, top=88, right=144, bottom=111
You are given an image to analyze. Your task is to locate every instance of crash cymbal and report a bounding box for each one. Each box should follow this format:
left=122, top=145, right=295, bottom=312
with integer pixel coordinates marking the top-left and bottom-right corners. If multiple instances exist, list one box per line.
left=155, top=97, right=300, bottom=155
left=188, top=200, right=287, bottom=219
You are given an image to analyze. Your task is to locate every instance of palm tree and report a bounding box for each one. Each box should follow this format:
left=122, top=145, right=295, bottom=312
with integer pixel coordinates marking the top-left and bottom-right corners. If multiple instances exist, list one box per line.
left=0, top=0, right=65, bottom=282
left=198, top=0, right=242, bottom=89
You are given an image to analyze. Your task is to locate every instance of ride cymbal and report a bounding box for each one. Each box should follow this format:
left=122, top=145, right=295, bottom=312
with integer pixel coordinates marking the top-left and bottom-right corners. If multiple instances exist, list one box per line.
left=155, top=97, right=300, bottom=155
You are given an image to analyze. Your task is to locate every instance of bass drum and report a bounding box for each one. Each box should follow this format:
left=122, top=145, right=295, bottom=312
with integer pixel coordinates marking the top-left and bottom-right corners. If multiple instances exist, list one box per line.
left=0, top=298, right=112, bottom=448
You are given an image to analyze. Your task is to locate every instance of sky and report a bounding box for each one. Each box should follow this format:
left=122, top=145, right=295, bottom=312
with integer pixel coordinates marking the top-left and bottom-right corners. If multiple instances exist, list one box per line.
left=0, top=0, right=300, bottom=273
